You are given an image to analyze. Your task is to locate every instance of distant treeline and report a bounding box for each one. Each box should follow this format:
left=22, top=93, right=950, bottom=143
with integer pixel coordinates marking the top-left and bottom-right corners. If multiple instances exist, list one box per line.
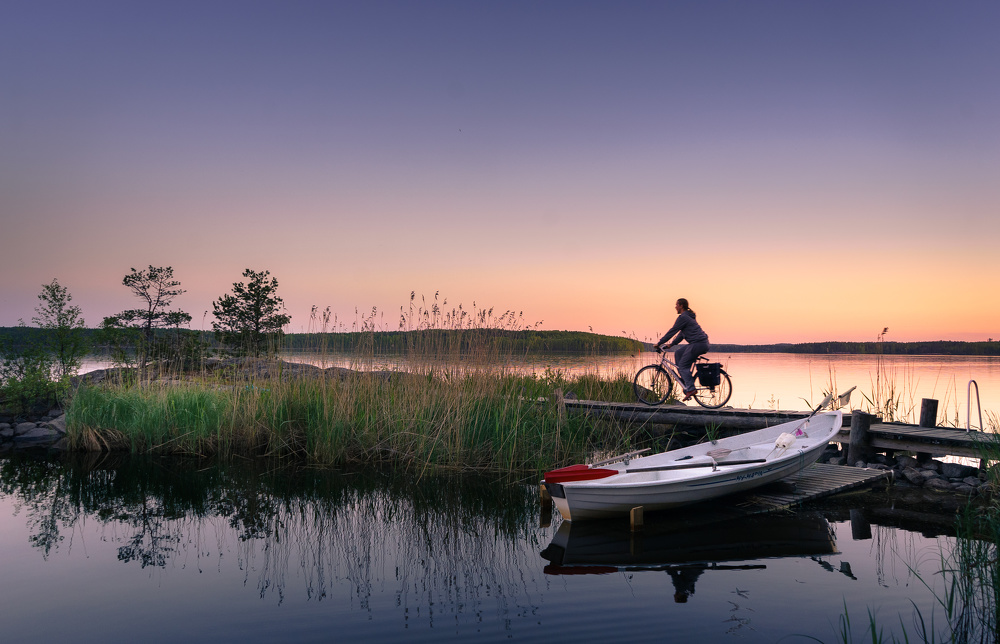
left=707, top=341, right=1000, bottom=356
left=0, top=327, right=643, bottom=355
left=284, top=330, right=645, bottom=354
left=3, top=327, right=998, bottom=356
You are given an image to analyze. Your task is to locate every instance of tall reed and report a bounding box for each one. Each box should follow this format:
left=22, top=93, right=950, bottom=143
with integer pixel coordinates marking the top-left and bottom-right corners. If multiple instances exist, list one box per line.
left=66, top=298, right=638, bottom=474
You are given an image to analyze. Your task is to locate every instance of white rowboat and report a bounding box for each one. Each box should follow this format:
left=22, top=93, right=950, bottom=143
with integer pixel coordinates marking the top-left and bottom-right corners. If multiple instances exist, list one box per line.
left=543, top=410, right=843, bottom=521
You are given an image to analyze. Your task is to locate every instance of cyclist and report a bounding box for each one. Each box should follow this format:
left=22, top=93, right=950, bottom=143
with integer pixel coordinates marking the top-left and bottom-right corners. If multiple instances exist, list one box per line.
left=655, top=298, right=709, bottom=401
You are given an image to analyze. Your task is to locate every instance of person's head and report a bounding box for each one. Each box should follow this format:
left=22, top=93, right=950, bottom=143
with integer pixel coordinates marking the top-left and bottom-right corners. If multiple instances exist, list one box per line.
left=675, top=298, right=689, bottom=314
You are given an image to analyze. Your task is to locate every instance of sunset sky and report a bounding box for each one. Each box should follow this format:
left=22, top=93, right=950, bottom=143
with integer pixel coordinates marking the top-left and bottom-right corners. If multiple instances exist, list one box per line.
left=2, top=1, right=998, bottom=344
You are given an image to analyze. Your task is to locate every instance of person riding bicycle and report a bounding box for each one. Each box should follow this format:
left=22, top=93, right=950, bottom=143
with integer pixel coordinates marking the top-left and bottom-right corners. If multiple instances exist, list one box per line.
left=655, top=298, right=709, bottom=401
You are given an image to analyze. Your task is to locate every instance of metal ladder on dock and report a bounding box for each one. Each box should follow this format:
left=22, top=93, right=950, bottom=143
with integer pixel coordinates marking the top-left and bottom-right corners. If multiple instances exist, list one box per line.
left=967, top=379, right=983, bottom=432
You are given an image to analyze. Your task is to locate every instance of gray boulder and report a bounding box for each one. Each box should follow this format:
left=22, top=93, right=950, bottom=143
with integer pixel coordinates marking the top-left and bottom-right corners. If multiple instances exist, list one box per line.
left=954, top=485, right=978, bottom=495
left=963, top=476, right=984, bottom=487
left=14, top=422, right=38, bottom=436
left=940, top=462, right=978, bottom=479
left=44, top=417, right=67, bottom=435
left=924, top=478, right=955, bottom=492
left=14, top=426, right=62, bottom=444
left=901, top=467, right=930, bottom=485
left=895, top=455, right=919, bottom=469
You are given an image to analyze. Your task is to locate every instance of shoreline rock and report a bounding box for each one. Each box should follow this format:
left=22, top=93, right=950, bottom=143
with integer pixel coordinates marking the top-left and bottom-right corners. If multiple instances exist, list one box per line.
left=817, top=444, right=990, bottom=496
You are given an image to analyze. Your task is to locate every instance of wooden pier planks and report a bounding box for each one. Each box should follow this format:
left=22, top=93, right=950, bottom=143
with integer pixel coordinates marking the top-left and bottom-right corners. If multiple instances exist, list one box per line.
left=563, top=399, right=994, bottom=460
left=667, top=463, right=892, bottom=524
left=740, top=463, right=892, bottom=514
left=563, top=399, right=854, bottom=429
left=834, top=423, right=994, bottom=459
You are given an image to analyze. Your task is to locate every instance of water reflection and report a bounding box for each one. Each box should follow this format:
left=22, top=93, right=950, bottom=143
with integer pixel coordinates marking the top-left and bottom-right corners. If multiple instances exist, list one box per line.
left=0, top=453, right=982, bottom=643
left=0, top=452, right=542, bottom=613
left=541, top=512, right=837, bottom=572
left=540, top=512, right=837, bottom=605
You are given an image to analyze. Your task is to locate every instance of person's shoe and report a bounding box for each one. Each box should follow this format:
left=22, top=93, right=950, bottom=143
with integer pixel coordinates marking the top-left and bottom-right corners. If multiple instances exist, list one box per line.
left=682, top=389, right=696, bottom=401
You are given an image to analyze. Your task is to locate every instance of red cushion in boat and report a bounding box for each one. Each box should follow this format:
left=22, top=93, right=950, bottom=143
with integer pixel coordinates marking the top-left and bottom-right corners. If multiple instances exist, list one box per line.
left=543, top=464, right=618, bottom=483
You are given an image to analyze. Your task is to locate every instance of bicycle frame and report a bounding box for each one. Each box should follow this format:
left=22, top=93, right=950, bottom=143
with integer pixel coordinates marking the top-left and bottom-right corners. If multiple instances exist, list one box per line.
left=633, top=349, right=732, bottom=409
left=656, top=350, right=702, bottom=384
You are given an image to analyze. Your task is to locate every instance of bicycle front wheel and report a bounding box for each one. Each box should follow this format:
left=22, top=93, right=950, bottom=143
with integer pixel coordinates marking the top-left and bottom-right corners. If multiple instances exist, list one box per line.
left=634, top=365, right=673, bottom=405
left=694, top=370, right=732, bottom=409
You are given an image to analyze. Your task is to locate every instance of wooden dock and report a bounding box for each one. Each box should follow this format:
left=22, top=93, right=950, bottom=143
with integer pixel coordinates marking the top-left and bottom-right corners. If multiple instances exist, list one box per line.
left=730, top=463, right=892, bottom=515
left=562, top=399, right=854, bottom=430
left=563, top=398, right=994, bottom=461
left=835, top=422, right=993, bottom=460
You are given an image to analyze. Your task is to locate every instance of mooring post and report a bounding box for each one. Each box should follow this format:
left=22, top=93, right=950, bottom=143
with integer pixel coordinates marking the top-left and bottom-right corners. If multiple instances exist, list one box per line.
left=539, top=484, right=552, bottom=528
left=554, top=388, right=566, bottom=428
left=850, top=508, right=872, bottom=540
left=917, top=398, right=938, bottom=463
left=630, top=506, right=644, bottom=532
left=847, top=411, right=873, bottom=465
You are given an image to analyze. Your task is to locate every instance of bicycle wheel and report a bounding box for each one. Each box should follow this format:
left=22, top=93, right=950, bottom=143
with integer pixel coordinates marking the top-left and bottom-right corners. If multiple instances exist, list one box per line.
left=634, top=365, right=673, bottom=405
left=693, top=370, right=732, bottom=409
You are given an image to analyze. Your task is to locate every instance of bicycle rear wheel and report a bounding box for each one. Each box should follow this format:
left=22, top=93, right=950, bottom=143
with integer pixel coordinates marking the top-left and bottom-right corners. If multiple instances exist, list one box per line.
left=634, top=365, right=673, bottom=405
left=694, top=370, right=732, bottom=409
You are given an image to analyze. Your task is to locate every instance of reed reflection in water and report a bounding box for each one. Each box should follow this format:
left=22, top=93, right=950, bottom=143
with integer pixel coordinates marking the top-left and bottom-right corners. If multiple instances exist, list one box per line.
left=0, top=453, right=546, bottom=627
left=0, top=452, right=981, bottom=643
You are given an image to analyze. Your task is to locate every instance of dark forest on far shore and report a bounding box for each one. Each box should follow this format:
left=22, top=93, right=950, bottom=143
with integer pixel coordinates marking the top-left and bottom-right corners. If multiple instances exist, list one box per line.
left=2, top=327, right=999, bottom=356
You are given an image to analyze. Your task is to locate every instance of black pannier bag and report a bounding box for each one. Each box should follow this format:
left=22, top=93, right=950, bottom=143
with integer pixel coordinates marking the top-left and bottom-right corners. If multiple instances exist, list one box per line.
left=695, top=362, right=721, bottom=387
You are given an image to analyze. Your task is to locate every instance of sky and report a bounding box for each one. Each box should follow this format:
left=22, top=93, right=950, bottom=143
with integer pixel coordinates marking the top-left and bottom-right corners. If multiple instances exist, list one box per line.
left=1, top=1, right=998, bottom=344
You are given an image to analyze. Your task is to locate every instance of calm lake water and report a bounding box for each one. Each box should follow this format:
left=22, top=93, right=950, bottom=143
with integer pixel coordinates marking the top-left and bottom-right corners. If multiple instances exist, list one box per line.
left=0, top=454, right=975, bottom=643
left=272, top=351, right=1000, bottom=426
left=19, top=351, right=990, bottom=642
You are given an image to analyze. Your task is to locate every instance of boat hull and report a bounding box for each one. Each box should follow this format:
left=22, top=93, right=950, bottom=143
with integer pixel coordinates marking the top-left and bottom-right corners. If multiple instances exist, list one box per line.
left=545, top=411, right=842, bottom=521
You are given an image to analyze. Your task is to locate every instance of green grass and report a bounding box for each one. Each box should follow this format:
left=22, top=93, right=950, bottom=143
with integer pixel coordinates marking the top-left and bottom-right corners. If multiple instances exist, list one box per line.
left=64, top=361, right=639, bottom=474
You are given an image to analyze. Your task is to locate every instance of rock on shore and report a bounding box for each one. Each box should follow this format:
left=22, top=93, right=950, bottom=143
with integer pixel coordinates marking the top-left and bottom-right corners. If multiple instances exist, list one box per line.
left=819, top=445, right=991, bottom=496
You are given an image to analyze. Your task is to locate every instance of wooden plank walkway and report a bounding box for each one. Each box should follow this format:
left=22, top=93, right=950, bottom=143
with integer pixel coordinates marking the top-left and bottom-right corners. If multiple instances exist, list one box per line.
left=734, top=463, right=892, bottom=514
left=564, top=399, right=995, bottom=460
left=563, top=399, right=855, bottom=429
left=835, top=423, right=994, bottom=460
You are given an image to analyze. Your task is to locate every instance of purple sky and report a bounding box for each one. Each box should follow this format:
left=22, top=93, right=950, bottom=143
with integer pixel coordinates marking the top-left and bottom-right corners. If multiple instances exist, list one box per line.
left=2, top=1, right=998, bottom=343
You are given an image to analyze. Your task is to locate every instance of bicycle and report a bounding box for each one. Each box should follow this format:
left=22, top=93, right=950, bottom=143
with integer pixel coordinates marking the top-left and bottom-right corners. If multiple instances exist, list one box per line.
left=633, top=350, right=732, bottom=409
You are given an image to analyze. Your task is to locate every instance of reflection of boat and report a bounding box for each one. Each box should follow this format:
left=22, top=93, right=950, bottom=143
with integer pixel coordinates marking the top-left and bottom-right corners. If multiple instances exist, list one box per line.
left=543, top=411, right=842, bottom=521
left=540, top=512, right=838, bottom=575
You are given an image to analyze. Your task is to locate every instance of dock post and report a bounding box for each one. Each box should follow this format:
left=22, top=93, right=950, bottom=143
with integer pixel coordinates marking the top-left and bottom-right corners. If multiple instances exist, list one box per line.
left=847, top=411, right=873, bottom=465
left=539, top=484, right=552, bottom=528
left=554, top=388, right=566, bottom=426
left=850, top=509, right=872, bottom=540
left=630, top=506, right=644, bottom=532
left=917, top=399, right=938, bottom=463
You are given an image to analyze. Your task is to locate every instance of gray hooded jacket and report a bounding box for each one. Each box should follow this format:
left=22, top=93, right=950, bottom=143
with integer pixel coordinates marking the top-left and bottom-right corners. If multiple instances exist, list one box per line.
left=657, top=311, right=709, bottom=347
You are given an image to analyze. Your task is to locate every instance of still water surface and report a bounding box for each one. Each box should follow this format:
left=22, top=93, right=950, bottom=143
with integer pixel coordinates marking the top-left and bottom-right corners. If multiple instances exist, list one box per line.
left=275, top=351, right=1000, bottom=424
left=0, top=454, right=973, bottom=643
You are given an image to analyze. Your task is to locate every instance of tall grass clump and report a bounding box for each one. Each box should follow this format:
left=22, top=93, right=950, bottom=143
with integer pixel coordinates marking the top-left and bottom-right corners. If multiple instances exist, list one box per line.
left=67, top=384, right=239, bottom=454
left=65, top=296, right=637, bottom=474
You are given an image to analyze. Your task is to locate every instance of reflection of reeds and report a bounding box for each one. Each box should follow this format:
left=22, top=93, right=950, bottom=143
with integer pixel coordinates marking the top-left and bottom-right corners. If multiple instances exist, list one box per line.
left=66, top=300, right=638, bottom=473
left=831, top=430, right=1000, bottom=643
left=0, top=454, right=546, bottom=623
